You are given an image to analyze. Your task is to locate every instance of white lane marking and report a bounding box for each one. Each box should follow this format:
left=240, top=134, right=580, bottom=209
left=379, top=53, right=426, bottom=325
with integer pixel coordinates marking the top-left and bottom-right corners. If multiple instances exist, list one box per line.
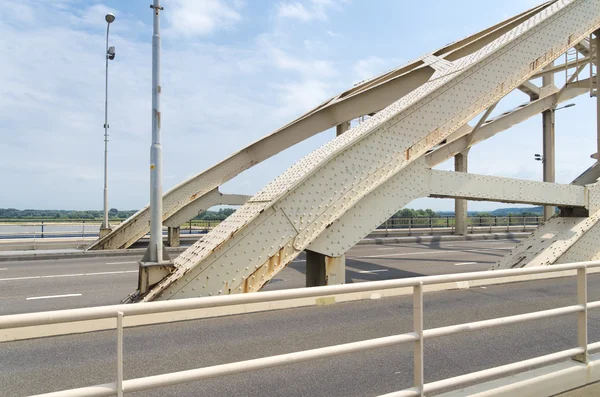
left=454, top=262, right=478, bottom=266
left=0, top=268, right=7, bottom=271
left=105, top=261, right=137, bottom=265
left=365, top=240, right=518, bottom=250
left=292, top=259, right=306, bottom=263
left=359, top=269, right=388, bottom=274
left=0, top=270, right=137, bottom=282
left=26, top=293, right=82, bottom=301
left=354, top=247, right=510, bottom=259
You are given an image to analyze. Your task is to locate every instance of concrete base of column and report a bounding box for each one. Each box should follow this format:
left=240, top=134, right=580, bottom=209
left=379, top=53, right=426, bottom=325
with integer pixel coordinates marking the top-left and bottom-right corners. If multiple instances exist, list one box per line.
left=167, top=226, right=180, bottom=247
left=99, top=227, right=112, bottom=238
left=306, top=250, right=345, bottom=287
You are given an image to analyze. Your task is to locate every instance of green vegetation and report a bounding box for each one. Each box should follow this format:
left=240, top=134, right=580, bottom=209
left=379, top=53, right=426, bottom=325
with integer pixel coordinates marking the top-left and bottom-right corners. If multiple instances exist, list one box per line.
left=392, top=208, right=438, bottom=218
left=0, top=208, right=137, bottom=221
left=0, top=207, right=238, bottom=223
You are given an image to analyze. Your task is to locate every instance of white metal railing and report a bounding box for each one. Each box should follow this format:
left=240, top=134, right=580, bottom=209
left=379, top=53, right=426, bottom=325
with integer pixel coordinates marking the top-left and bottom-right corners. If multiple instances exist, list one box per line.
left=0, top=216, right=542, bottom=241
left=2, top=261, right=598, bottom=397
left=379, top=216, right=542, bottom=235
left=0, top=221, right=221, bottom=240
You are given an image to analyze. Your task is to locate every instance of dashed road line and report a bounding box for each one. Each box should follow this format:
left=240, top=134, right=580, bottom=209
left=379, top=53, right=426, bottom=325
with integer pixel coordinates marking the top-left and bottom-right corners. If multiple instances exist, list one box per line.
left=0, top=270, right=137, bottom=282
left=26, top=293, right=82, bottom=301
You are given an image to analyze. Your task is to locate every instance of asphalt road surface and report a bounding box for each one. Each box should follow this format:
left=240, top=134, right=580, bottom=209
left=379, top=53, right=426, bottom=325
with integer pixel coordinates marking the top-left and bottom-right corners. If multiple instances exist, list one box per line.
left=0, top=239, right=520, bottom=314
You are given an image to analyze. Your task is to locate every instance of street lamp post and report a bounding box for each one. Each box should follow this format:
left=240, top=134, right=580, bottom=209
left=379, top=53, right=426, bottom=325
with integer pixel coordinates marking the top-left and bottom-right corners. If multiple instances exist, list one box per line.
left=536, top=102, right=575, bottom=220
left=100, top=13, right=116, bottom=238
left=145, top=0, right=166, bottom=263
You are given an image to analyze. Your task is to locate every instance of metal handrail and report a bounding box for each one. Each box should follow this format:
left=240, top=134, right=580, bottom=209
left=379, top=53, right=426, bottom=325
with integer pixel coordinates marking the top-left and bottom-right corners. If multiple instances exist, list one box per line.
left=8, top=260, right=599, bottom=397
left=0, top=216, right=542, bottom=241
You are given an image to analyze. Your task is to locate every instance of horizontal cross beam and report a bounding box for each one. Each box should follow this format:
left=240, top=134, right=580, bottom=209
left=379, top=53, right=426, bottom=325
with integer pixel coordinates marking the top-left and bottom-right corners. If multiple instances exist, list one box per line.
left=429, top=170, right=587, bottom=207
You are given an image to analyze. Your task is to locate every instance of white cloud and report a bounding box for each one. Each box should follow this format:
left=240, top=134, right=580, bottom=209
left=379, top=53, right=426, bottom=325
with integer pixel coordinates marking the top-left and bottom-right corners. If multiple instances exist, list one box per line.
left=272, top=79, right=333, bottom=119
left=353, top=56, right=403, bottom=83
left=72, top=4, right=117, bottom=28
left=277, top=3, right=313, bottom=21
left=258, top=34, right=336, bottom=78
left=277, top=0, right=348, bottom=22
left=165, top=0, right=243, bottom=37
left=353, top=56, right=387, bottom=81
left=326, top=30, right=343, bottom=38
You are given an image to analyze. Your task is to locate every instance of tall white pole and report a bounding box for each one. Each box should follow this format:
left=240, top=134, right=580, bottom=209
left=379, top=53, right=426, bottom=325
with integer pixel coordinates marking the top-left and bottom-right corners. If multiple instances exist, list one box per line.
left=596, top=31, right=600, bottom=162
left=542, top=66, right=555, bottom=221
left=148, top=0, right=164, bottom=262
left=102, top=23, right=111, bottom=233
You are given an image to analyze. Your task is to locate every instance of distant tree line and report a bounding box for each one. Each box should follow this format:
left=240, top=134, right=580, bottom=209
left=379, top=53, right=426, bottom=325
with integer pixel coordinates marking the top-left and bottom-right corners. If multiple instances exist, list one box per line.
left=0, top=207, right=239, bottom=221
left=192, top=208, right=236, bottom=220
left=392, top=208, right=438, bottom=218
left=0, top=205, right=543, bottom=222
left=0, top=208, right=138, bottom=220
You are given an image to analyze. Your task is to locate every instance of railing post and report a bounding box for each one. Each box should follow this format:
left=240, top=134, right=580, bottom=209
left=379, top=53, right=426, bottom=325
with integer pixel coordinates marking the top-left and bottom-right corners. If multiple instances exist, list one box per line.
left=408, top=218, right=412, bottom=236
left=41, top=221, right=44, bottom=239
left=413, top=282, right=424, bottom=396
left=189, top=220, right=192, bottom=235
left=117, top=311, right=124, bottom=396
left=385, top=219, right=389, bottom=236
left=573, top=267, right=588, bottom=363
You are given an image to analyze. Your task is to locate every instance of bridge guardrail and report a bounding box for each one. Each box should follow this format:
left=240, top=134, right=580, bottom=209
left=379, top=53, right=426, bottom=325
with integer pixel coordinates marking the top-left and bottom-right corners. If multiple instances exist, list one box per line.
left=0, top=216, right=542, bottom=240
left=2, top=260, right=598, bottom=397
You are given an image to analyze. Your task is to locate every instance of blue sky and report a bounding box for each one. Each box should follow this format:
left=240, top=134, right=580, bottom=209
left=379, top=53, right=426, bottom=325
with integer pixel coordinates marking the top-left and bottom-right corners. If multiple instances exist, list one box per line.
left=1, top=0, right=597, bottom=212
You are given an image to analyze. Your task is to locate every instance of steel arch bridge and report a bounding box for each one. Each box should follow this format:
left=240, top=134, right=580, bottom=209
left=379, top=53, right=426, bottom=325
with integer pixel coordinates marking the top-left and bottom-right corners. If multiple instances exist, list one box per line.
left=92, top=0, right=600, bottom=302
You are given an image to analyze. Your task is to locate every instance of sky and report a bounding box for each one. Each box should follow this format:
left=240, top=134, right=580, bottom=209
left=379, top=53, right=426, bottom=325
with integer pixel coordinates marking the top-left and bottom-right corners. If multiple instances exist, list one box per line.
left=1, top=0, right=597, bottom=212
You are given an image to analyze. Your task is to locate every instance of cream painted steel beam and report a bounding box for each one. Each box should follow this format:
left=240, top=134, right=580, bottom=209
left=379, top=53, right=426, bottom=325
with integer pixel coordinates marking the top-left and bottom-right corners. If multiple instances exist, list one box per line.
left=529, top=55, right=591, bottom=78
left=88, top=2, right=564, bottom=252
left=138, top=0, right=600, bottom=301
left=543, top=68, right=556, bottom=221
left=163, top=191, right=251, bottom=228
left=426, top=79, right=591, bottom=167
left=596, top=31, right=600, bottom=160
left=518, top=81, right=542, bottom=99
left=573, top=162, right=600, bottom=185
left=336, top=121, right=351, bottom=137
left=454, top=152, right=469, bottom=236
left=429, top=170, right=586, bottom=207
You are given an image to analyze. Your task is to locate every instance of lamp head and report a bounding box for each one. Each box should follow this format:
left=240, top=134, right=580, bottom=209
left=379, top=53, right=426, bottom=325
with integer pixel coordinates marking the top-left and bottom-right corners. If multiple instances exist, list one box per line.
left=105, top=13, right=116, bottom=24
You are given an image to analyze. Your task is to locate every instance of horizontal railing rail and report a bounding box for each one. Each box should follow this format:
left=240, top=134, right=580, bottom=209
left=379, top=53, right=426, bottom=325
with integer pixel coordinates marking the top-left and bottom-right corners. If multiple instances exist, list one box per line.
left=0, top=217, right=541, bottom=241
left=2, top=260, right=598, bottom=396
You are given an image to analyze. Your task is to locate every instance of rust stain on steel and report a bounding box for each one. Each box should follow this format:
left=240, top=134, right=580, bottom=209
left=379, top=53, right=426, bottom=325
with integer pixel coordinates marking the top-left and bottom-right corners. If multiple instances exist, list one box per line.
left=242, top=247, right=294, bottom=293
left=324, top=256, right=335, bottom=284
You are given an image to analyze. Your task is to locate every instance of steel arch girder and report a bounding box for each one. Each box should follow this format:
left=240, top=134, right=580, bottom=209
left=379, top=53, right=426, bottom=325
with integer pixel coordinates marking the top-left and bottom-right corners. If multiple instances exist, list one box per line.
left=139, top=0, right=600, bottom=302
left=163, top=192, right=251, bottom=228
left=88, top=1, right=558, bottom=252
